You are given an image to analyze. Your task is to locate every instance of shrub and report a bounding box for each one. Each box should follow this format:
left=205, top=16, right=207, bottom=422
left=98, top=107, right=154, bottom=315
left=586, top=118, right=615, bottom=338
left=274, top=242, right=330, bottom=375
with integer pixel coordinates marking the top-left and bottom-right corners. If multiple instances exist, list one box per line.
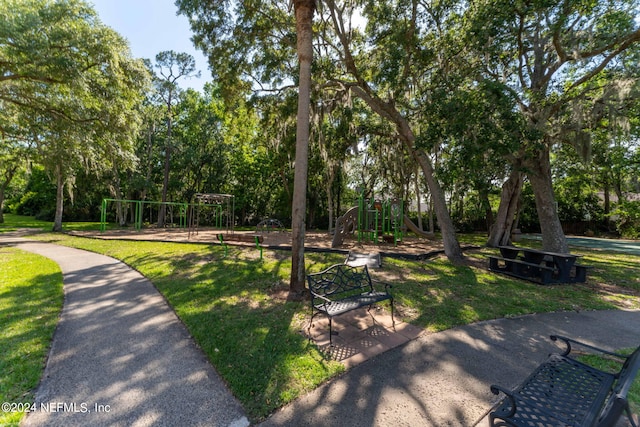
left=610, top=201, right=640, bottom=239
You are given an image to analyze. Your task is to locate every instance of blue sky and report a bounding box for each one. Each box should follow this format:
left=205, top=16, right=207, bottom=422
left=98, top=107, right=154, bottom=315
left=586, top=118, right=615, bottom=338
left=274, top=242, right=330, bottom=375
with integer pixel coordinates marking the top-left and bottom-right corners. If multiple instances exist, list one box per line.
left=91, top=0, right=209, bottom=92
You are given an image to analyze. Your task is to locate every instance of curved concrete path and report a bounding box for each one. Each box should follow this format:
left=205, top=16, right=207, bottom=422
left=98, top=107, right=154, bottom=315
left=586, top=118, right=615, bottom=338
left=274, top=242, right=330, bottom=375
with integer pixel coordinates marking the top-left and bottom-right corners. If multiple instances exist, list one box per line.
left=259, top=309, right=640, bottom=427
left=1, top=232, right=249, bottom=427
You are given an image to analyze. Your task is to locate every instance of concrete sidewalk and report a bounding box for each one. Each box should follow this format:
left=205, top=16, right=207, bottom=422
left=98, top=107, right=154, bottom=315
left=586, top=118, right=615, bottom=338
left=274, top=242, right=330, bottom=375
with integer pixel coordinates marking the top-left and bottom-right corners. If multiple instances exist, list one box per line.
left=2, top=232, right=249, bottom=427
left=260, top=309, right=640, bottom=426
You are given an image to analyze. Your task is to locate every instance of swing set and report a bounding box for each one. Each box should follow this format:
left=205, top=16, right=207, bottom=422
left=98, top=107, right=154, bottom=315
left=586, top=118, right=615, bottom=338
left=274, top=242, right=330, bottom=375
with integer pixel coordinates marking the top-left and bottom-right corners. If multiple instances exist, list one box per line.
left=100, top=193, right=234, bottom=235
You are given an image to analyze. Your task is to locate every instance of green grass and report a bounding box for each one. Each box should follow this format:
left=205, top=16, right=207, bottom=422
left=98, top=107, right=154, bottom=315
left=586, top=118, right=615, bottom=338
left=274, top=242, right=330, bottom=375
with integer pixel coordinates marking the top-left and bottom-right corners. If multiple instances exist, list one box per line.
left=0, top=248, right=64, bottom=427
left=0, top=213, right=106, bottom=232
left=3, top=217, right=640, bottom=422
left=577, top=348, right=640, bottom=414
left=0, top=214, right=52, bottom=232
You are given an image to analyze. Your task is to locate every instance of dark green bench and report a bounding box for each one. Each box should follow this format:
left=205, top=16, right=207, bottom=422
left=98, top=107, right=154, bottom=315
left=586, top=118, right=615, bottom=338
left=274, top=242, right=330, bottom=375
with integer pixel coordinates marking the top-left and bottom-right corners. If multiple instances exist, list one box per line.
left=490, top=335, right=640, bottom=427
left=489, top=255, right=556, bottom=284
left=306, top=263, right=394, bottom=345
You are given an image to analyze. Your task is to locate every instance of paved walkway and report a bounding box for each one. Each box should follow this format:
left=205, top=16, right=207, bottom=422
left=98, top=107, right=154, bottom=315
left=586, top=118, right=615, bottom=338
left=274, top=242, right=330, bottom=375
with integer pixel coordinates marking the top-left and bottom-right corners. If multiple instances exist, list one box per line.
left=1, top=232, right=249, bottom=427
left=523, top=234, right=640, bottom=255
left=261, top=309, right=640, bottom=427
left=3, top=230, right=639, bottom=426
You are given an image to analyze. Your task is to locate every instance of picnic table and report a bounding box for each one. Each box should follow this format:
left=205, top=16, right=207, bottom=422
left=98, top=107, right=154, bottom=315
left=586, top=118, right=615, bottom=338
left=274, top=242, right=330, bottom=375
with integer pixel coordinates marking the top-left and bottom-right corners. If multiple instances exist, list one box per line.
left=488, top=245, right=590, bottom=284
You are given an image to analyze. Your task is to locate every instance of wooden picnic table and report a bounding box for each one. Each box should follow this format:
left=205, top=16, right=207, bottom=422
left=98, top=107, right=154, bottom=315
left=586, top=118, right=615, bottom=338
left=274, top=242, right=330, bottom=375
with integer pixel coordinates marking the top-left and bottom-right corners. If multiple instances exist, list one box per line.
left=489, top=245, right=589, bottom=284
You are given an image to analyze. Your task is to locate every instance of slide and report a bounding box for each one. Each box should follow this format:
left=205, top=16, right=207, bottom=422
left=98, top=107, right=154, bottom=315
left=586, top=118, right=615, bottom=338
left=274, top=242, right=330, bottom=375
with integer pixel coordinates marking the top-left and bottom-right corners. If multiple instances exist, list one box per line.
left=403, top=215, right=436, bottom=240
left=331, top=206, right=359, bottom=248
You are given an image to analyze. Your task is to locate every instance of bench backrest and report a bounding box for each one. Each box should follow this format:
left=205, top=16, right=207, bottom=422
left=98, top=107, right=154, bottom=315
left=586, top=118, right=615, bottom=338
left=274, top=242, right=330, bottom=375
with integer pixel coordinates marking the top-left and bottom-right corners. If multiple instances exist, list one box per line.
left=595, top=345, right=640, bottom=427
left=307, top=264, right=373, bottom=300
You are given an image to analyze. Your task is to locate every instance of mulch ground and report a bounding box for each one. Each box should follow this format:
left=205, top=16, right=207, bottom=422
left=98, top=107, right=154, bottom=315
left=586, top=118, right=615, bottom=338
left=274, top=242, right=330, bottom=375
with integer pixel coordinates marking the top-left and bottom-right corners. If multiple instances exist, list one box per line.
left=70, top=227, right=448, bottom=259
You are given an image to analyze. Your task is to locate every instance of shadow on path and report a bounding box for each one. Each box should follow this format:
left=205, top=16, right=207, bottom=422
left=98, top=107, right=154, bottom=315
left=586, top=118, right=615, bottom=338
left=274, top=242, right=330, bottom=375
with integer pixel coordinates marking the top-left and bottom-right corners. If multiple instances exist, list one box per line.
left=1, top=233, right=249, bottom=427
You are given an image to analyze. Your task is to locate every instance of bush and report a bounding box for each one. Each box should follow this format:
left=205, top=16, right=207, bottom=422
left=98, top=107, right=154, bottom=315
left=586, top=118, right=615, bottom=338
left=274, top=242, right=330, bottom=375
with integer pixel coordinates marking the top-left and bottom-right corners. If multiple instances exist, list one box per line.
left=14, top=191, right=52, bottom=217
left=610, top=201, right=640, bottom=239
left=10, top=167, right=56, bottom=217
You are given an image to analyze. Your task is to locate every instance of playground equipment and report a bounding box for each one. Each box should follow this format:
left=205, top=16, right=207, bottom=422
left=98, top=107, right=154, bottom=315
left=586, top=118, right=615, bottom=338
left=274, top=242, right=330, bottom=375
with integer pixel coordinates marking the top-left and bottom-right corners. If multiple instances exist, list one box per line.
left=256, top=218, right=286, bottom=233
left=100, top=199, right=188, bottom=232
left=331, top=191, right=404, bottom=248
left=403, top=215, right=436, bottom=240
left=188, top=193, right=234, bottom=237
left=100, top=193, right=234, bottom=236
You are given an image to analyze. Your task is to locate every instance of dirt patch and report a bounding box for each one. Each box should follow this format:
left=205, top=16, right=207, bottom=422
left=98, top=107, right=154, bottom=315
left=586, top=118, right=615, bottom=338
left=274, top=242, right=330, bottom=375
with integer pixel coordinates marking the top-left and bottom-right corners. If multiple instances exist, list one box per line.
left=70, top=228, right=447, bottom=258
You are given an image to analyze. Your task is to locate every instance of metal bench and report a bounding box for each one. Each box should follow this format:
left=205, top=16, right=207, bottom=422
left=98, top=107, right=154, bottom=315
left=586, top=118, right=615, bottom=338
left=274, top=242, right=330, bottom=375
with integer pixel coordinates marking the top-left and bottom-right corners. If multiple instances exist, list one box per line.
left=489, top=335, right=640, bottom=427
left=306, top=263, right=394, bottom=345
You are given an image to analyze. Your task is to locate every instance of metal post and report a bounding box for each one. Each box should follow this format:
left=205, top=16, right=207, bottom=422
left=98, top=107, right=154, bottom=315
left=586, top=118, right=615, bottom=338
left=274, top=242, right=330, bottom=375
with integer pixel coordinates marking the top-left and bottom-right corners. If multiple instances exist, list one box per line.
left=100, top=199, right=107, bottom=232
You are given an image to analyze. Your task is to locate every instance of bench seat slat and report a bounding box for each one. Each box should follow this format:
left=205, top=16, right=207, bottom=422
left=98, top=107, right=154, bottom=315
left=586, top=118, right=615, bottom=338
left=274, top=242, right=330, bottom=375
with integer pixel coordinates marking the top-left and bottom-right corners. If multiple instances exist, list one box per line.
left=314, top=291, right=392, bottom=317
left=491, top=337, right=640, bottom=427
left=493, top=354, right=615, bottom=426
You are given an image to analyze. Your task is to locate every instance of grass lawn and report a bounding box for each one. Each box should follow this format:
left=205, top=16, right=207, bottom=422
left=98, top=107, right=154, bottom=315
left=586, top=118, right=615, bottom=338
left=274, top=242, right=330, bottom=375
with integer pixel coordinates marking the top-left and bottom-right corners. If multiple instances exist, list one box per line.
left=3, top=216, right=640, bottom=422
left=0, top=214, right=52, bottom=232
left=578, top=348, right=640, bottom=415
left=0, top=247, right=64, bottom=427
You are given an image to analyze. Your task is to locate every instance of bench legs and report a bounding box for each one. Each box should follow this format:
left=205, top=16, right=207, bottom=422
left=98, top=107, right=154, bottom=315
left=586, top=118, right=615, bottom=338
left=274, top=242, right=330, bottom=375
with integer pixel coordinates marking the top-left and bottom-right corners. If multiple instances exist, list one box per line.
left=307, top=311, right=338, bottom=345
left=309, top=301, right=395, bottom=346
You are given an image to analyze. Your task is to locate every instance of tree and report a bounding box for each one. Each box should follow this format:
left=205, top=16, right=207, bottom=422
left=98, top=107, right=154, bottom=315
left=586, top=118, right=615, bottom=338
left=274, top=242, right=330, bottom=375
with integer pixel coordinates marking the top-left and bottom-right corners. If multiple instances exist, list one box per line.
left=319, top=0, right=464, bottom=261
left=0, top=0, right=149, bottom=231
left=0, top=136, right=30, bottom=223
left=150, top=51, right=199, bottom=227
left=289, top=0, right=316, bottom=297
left=467, top=0, right=640, bottom=252
left=171, top=85, right=230, bottom=199
left=177, top=0, right=318, bottom=295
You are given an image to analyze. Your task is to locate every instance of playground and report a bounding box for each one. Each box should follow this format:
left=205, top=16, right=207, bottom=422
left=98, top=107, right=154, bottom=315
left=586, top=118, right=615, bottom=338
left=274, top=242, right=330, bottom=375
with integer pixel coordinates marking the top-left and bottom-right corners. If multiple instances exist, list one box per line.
left=72, top=226, right=446, bottom=259
left=89, top=191, right=447, bottom=259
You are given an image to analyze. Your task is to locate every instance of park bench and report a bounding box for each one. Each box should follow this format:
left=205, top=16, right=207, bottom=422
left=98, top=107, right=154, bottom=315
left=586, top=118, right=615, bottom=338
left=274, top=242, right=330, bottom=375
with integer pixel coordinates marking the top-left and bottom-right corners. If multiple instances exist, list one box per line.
left=216, top=233, right=264, bottom=244
left=489, top=335, right=640, bottom=427
left=306, top=263, right=394, bottom=345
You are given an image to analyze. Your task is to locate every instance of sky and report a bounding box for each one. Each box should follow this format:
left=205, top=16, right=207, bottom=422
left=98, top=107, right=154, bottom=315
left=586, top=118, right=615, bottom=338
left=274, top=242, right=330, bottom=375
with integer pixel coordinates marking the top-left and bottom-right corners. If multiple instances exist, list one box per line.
left=90, top=0, right=209, bottom=92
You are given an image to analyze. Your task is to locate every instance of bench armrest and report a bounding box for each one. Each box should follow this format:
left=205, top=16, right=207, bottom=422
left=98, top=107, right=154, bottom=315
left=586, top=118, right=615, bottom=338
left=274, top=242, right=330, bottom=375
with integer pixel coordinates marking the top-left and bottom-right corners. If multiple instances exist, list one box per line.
left=310, top=292, right=333, bottom=305
left=550, top=335, right=627, bottom=359
left=490, top=385, right=517, bottom=418
left=371, top=278, right=393, bottom=293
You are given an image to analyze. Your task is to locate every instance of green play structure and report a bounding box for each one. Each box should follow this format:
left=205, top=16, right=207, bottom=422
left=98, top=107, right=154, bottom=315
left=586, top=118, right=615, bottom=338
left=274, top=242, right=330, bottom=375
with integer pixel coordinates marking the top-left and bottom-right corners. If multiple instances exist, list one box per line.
left=332, top=189, right=404, bottom=248
left=357, top=190, right=404, bottom=245
left=100, top=193, right=234, bottom=234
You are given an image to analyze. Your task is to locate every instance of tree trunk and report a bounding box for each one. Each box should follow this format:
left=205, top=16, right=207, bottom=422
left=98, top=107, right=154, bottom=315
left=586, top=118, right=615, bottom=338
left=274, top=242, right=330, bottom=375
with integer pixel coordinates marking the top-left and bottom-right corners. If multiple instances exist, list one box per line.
left=428, top=193, right=434, bottom=233
left=53, top=164, right=64, bottom=232
left=478, top=185, right=493, bottom=233
left=413, top=149, right=464, bottom=261
left=140, top=123, right=155, bottom=201
left=0, top=165, right=18, bottom=224
left=415, top=169, right=423, bottom=231
left=526, top=148, right=568, bottom=253
left=289, top=0, right=315, bottom=298
left=158, top=107, right=173, bottom=228
left=488, top=170, right=524, bottom=247
left=326, top=177, right=334, bottom=234
left=157, top=141, right=170, bottom=227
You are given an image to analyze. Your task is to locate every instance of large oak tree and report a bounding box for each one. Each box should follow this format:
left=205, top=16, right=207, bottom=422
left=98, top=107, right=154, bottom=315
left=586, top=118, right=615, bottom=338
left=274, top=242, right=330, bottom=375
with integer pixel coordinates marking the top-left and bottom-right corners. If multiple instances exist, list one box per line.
left=468, top=0, right=640, bottom=252
left=0, top=0, right=149, bottom=231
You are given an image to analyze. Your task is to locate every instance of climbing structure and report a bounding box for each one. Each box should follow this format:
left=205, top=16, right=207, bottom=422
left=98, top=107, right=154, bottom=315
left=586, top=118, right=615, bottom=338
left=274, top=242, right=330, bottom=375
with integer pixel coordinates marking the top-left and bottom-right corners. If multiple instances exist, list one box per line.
left=331, top=190, right=404, bottom=248
left=188, top=193, right=234, bottom=237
